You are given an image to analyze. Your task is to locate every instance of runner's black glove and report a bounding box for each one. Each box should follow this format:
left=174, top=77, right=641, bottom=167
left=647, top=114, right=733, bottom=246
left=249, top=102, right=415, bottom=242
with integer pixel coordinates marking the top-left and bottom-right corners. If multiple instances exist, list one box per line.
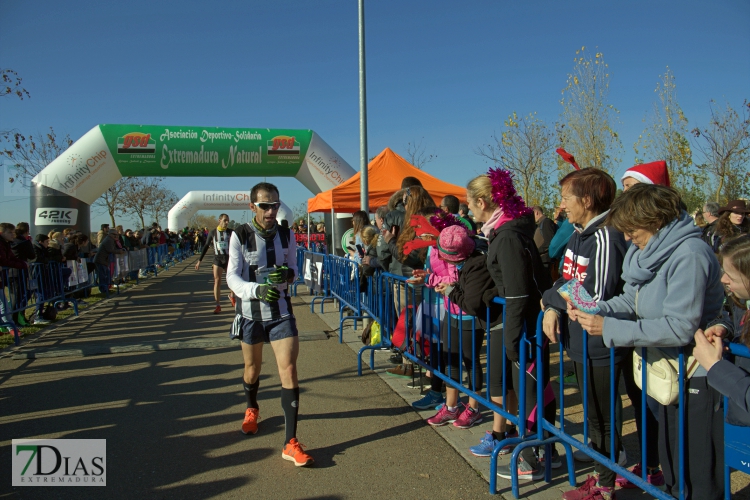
left=256, top=284, right=280, bottom=302
left=268, top=265, right=293, bottom=284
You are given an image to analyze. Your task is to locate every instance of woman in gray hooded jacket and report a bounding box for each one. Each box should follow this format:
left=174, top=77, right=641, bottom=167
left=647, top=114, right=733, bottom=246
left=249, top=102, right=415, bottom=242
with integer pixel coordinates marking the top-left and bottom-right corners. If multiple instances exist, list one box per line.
left=572, top=184, right=726, bottom=500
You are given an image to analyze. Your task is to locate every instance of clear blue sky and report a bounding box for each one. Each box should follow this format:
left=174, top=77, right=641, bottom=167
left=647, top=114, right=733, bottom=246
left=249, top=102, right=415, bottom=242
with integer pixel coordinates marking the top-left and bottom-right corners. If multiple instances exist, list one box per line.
left=1, top=0, right=748, bottom=229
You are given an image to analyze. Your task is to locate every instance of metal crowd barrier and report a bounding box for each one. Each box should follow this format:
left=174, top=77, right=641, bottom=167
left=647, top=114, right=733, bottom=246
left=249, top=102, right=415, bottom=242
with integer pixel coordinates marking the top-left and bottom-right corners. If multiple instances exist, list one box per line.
left=290, top=247, right=307, bottom=296
left=724, top=342, right=750, bottom=500
left=1, top=262, right=74, bottom=345
left=326, top=255, right=372, bottom=342
left=286, top=250, right=748, bottom=498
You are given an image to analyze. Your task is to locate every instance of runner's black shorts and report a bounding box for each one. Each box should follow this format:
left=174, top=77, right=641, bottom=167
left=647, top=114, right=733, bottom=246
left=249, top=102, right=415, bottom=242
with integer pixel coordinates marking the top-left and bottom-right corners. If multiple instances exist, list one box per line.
left=231, top=315, right=298, bottom=345
left=213, top=257, right=228, bottom=270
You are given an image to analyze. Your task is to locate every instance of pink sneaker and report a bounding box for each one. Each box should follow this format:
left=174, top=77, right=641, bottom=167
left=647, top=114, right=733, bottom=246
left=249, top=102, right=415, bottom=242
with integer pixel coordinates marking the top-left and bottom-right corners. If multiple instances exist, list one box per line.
left=562, top=475, right=616, bottom=499
left=452, top=406, right=483, bottom=429
left=615, top=463, right=666, bottom=490
left=426, top=404, right=462, bottom=426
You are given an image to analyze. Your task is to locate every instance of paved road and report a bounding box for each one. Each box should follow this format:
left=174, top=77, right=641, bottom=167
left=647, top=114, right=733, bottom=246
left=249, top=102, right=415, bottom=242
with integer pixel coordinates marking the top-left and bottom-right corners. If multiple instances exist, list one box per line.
left=0, top=256, right=491, bottom=499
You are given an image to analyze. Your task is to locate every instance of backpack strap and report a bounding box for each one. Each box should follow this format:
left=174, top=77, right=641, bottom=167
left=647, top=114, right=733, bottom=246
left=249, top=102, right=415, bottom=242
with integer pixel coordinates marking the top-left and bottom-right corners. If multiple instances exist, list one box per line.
left=278, top=226, right=290, bottom=249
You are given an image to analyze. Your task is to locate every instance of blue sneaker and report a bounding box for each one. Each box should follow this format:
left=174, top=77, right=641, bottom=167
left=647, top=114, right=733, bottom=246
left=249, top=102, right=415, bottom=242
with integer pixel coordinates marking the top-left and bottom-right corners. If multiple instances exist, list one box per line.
left=412, top=390, right=445, bottom=410
left=470, top=431, right=500, bottom=457
left=470, top=429, right=519, bottom=457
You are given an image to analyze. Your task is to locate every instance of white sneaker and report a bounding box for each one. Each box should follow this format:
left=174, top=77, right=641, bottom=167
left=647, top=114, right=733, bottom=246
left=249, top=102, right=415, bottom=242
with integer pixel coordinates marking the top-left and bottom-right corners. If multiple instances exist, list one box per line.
left=33, top=318, right=51, bottom=325
left=573, top=443, right=626, bottom=466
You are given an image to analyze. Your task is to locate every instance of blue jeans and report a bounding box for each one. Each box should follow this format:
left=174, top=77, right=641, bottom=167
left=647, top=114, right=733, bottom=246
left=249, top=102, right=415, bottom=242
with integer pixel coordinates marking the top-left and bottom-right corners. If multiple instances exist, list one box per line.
left=95, top=263, right=110, bottom=295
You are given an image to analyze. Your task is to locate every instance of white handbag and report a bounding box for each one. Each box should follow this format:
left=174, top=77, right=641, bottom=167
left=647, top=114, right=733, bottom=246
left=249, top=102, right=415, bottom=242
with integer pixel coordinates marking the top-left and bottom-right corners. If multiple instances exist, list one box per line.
left=633, top=348, right=700, bottom=406
left=632, top=288, right=699, bottom=405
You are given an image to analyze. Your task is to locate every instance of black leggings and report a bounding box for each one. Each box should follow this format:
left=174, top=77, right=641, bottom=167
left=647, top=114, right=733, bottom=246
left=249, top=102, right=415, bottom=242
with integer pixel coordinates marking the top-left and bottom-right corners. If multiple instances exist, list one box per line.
left=438, top=317, right=484, bottom=393
left=659, top=376, right=724, bottom=500
left=488, top=328, right=515, bottom=399
left=574, top=361, right=623, bottom=487
left=513, top=344, right=555, bottom=468
left=620, top=349, right=660, bottom=469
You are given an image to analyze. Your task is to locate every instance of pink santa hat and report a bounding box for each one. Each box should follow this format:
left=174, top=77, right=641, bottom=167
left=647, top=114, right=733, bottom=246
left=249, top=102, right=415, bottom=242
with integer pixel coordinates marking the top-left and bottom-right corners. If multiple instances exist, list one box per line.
left=621, top=161, right=670, bottom=187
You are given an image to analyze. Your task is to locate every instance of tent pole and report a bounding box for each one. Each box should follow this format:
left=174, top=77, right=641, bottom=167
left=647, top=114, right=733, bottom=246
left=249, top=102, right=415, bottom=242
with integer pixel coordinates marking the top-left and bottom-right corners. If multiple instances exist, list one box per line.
left=307, top=212, right=310, bottom=249
left=331, top=208, right=335, bottom=255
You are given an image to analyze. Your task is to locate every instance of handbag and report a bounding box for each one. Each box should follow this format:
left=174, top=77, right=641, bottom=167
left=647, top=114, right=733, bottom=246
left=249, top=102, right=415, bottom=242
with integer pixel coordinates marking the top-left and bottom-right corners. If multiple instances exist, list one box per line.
left=633, top=348, right=700, bottom=406
left=631, top=288, right=700, bottom=405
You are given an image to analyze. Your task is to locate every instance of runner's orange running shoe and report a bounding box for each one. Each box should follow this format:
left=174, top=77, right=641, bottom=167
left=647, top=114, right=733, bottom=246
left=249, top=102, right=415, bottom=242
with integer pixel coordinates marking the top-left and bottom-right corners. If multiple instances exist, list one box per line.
left=213, top=305, right=221, bottom=314
left=241, top=408, right=259, bottom=435
left=228, top=294, right=236, bottom=308
left=282, top=438, right=314, bottom=467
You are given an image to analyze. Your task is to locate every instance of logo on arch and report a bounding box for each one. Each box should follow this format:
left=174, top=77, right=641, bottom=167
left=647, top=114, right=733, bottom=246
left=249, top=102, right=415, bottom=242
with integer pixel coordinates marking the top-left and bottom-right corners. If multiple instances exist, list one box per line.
left=117, top=133, right=155, bottom=154
left=267, top=136, right=300, bottom=156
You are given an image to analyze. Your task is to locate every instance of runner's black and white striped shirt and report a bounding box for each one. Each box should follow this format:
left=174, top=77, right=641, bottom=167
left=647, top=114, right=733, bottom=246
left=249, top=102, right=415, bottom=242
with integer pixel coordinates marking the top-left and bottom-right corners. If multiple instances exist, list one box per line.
left=226, top=223, right=297, bottom=322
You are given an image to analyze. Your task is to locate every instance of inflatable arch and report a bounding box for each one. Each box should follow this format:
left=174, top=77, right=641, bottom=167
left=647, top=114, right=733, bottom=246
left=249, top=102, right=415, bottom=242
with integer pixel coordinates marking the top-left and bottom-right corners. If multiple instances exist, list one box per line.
left=168, top=191, right=293, bottom=231
left=30, top=124, right=356, bottom=235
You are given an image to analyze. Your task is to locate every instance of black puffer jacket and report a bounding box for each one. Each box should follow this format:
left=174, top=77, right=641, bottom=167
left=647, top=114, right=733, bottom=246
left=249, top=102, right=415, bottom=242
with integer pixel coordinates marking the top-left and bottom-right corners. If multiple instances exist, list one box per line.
left=11, top=237, right=36, bottom=263
left=485, top=213, right=551, bottom=361
left=448, top=250, right=501, bottom=327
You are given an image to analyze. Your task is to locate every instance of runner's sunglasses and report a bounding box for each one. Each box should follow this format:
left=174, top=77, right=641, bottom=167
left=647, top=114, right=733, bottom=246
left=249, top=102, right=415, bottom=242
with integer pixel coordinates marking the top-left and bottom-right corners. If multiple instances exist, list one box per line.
left=256, top=202, right=281, bottom=211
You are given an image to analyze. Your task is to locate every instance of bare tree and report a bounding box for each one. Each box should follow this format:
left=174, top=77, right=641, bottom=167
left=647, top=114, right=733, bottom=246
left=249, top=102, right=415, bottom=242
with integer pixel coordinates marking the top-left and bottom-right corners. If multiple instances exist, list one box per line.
left=633, top=67, right=707, bottom=211
left=1, top=69, right=30, bottom=101
left=404, top=138, right=437, bottom=170
left=559, top=47, right=623, bottom=174
left=1, top=127, right=73, bottom=188
left=692, top=99, right=750, bottom=202
left=146, top=186, right=178, bottom=228
left=92, top=177, right=136, bottom=227
left=476, top=112, right=557, bottom=209
left=120, top=177, right=165, bottom=229
left=188, top=213, right=219, bottom=230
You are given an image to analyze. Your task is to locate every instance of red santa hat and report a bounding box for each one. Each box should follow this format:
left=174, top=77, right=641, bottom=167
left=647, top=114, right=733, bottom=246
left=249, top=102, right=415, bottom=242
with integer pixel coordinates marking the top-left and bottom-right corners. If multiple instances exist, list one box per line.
left=621, top=161, right=670, bottom=187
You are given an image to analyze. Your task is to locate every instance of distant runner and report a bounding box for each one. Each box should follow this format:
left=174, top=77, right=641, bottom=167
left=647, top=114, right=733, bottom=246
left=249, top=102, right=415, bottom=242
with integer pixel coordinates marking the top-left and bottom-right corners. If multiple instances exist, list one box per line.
left=195, top=214, right=235, bottom=314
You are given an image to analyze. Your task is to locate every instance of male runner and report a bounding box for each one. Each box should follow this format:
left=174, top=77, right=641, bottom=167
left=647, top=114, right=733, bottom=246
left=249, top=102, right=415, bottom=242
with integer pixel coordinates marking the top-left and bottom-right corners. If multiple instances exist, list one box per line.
left=195, top=214, right=235, bottom=314
left=226, top=182, right=313, bottom=467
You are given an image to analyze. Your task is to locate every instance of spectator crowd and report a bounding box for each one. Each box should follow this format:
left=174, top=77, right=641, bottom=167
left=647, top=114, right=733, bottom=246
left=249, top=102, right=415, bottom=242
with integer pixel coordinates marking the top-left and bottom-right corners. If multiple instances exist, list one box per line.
left=342, top=158, right=749, bottom=500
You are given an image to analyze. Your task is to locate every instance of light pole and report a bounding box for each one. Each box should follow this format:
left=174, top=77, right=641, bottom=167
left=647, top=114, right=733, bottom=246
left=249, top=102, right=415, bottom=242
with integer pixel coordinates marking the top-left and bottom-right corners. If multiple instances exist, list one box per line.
left=358, top=0, right=369, bottom=212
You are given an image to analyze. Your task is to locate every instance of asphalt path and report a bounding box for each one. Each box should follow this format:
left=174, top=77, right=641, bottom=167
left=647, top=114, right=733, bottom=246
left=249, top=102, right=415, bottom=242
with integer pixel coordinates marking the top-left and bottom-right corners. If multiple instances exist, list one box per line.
left=0, top=256, right=491, bottom=499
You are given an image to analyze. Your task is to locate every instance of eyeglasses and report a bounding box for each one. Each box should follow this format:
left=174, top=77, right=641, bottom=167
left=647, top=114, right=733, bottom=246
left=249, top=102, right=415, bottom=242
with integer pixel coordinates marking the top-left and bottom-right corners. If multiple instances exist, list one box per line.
left=257, top=202, right=281, bottom=211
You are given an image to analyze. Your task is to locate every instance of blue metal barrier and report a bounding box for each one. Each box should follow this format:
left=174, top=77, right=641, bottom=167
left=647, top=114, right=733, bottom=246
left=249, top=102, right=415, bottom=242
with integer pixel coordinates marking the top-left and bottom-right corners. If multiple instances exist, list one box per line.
left=290, top=247, right=306, bottom=296
left=540, top=330, right=684, bottom=500
left=366, top=283, right=556, bottom=495
left=355, top=271, right=384, bottom=372
left=327, top=255, right=371, bottom=342
left=724, top=341, right=750, bottom=500
left=1, top=262, right=71, bottom=345
left=289, top=250, right=735, bottom=499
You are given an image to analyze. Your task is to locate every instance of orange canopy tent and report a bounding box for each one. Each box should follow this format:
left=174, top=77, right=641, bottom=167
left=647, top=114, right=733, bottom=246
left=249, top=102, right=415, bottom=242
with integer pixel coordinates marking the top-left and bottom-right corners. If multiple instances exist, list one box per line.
left=307, top=148, right=466, bottom=213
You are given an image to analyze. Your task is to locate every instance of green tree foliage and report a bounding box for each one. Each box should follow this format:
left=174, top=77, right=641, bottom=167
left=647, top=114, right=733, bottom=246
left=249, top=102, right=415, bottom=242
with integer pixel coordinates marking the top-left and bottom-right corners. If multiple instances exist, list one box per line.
left=475, top=111, right=557, bottom=210
left=633, top=67, right=707, bottom=212
left=692, top=99, right=750, bottom=203
left=559, top=47, right=623, bottom=174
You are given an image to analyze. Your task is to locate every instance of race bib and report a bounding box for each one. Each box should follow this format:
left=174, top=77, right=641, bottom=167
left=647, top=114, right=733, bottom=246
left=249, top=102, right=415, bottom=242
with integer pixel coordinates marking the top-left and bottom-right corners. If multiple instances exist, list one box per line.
left=215, top=240, right=228, bottom=252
